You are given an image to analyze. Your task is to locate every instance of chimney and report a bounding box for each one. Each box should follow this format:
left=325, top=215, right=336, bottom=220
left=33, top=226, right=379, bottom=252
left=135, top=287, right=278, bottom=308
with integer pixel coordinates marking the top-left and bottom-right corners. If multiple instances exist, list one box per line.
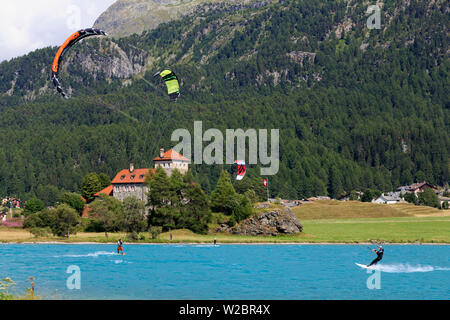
left=160, top=148, right=164, bottom=158
left=129, top=163, right=134, bottom=173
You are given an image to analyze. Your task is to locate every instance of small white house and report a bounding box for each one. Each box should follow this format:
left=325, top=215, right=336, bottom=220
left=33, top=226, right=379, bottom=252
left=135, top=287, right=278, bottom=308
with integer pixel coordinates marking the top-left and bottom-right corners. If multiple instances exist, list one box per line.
left=373, top=194, right=403, bottom=204
left=438, top=196, right=450, bottom=209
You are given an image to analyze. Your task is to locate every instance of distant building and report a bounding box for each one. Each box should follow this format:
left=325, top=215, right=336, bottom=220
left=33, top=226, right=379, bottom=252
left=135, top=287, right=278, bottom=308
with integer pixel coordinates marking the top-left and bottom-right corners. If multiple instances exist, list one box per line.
left=93, top=148, right=190, bottom=203
left=1, top=197, right=21, bottom=208
left=111, top=165, right=154, bottom=202
left=153, top=148, right=190, bottom=175
left=438, top=196, right=450, bottom=209
left=396, top=182, right=435, bottom=195
left=373, top=194, right=403, bottom=204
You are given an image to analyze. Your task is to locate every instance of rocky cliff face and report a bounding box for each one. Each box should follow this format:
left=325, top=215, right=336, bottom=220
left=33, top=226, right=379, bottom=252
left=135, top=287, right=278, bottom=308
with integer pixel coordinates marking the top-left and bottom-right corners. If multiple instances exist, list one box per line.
left=0, top=39, right=151, bottom=99
left=217, top=208, right=303, bottom=236
left=73, top=40, right=150, bottom=79
left=93, top=0, right=251, bottom=38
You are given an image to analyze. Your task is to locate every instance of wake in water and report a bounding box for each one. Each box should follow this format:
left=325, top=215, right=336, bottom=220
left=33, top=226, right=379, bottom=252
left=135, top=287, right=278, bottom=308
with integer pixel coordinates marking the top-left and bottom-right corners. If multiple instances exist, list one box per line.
left=366, top=263, right=450, bottom=273
left=54, top=251, right=117, bottom=258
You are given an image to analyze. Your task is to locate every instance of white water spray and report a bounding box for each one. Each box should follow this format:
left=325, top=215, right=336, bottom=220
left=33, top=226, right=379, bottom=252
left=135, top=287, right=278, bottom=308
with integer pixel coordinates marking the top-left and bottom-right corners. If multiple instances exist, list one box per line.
left=368, top=263, right=450, bottom=273
left=55, top=251, right=116, bottom=258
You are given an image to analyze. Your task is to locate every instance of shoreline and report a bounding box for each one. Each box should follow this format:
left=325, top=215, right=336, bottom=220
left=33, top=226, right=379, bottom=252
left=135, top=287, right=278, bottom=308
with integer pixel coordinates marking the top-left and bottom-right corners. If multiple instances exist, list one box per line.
left=1, top=241, right=449, bottom=245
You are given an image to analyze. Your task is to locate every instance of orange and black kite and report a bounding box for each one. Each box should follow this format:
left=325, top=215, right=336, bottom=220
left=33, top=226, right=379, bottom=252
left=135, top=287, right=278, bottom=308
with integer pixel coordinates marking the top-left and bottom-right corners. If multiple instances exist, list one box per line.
left=51, top=28, right=107, bottom=98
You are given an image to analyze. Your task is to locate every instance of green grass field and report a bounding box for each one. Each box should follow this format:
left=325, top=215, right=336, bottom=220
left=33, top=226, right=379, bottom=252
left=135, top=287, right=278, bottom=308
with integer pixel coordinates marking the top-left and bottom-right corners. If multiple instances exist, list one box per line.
left=1, top=201, right=449, bottom=243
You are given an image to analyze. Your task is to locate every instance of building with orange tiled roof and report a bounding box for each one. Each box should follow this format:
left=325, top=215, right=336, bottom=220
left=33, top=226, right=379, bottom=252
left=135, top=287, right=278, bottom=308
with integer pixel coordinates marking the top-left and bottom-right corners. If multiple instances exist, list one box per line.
left=108, top=164, right=155, bottom=202
left=93, top=148, right=190, bottom=203
left=153, top=148, right=190, bottom=175
left=94, top=185, right=113, bottom=197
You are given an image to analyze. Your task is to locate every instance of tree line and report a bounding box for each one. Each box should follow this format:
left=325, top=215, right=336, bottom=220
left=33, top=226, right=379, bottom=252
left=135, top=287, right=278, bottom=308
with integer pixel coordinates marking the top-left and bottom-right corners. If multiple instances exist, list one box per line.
left=23, top=168, right=258, bottom=238
left=0, top=0, right=447, bottom=202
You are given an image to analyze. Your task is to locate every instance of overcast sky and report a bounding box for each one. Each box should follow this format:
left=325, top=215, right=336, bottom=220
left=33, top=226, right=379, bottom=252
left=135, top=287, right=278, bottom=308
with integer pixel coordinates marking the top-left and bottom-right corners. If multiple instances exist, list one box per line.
left=0, top=0, right=116, bottom=62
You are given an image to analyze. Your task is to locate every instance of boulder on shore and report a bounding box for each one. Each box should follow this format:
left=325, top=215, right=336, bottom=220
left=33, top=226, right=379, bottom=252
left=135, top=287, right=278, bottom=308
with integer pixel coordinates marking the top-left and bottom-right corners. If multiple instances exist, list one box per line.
left=217, top=208, right=303, bottom=236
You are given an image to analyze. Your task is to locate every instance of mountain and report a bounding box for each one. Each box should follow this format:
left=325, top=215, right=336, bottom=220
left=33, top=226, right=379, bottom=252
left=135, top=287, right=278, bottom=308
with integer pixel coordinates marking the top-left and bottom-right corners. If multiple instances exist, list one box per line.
left=93, top=0, right=253, bottom=38
left=0, top=0, right=448, bottom=202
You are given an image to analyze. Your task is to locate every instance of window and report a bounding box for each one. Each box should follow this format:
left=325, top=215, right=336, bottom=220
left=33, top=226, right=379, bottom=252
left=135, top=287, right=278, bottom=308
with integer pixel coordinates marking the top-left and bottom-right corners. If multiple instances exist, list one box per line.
left=120, top=175, right=125, bottom=180
left=130, top=175, right=135, bottom=180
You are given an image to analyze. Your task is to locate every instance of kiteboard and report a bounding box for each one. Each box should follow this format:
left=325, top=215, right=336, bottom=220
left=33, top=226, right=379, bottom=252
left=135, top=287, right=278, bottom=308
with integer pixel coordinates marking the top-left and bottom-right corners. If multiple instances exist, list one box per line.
left=356, top=263, right=375, bottom=269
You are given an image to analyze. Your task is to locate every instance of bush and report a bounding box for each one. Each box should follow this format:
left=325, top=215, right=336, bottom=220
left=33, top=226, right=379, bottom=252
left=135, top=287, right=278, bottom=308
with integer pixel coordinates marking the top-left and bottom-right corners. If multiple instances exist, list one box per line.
left=361, top=190, right=373, bottom=202
left=123, top=197, right=147, bottom=235
left=210, top=212, right=229, bottom=224
left=228, top=215, right=237, bottom=227
left=129, top=231, right=144, bottom=241
left=349, top=190, right=359, bottom=201
left=244, top=189, right=258, bottom=204
left=88, top=194, right=124, bottom=237
left=403, top=192, right=417, bottom=204
left=23, top=198, right=45, bottom=216
left=149, top=226, right=162, bottom=239
left=58, top=192, right=85, bottom=215
left=24, top=204, right=80, bottom=238
left=29, top=227, right=51, bottom=238
left=0, top=278, right=16, bottom=300
left=417, top=188, right=439, bottom=208
left=231, top=194, right=253, bottom=223
left=80, top=218, right=105, bottom=232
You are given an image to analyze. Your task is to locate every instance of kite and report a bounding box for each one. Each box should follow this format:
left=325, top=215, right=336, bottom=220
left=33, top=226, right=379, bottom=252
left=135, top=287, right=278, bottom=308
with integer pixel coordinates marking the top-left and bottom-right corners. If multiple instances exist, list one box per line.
left=153, top=69, right=180, bottom=102
left=51, top=28, right=107, bottom=98
left=234, top=160, right=246, bottom=181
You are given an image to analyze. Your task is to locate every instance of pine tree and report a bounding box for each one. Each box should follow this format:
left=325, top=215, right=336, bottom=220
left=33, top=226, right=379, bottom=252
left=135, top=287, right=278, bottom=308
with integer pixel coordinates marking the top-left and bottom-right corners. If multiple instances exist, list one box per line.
left=98, top=173, right=112, bottom=189
left=147, top=166, right=179, bottom=230
left=179, top=182, right=211, bottom=234
left=210, top=171, right=238, bottom=214
left=81, top=173, right=102, bottom=203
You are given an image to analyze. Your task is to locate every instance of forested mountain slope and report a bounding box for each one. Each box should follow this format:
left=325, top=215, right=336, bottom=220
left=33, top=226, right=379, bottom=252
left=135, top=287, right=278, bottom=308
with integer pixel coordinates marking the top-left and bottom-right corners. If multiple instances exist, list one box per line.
left=0, top=0, right=448, bottom=201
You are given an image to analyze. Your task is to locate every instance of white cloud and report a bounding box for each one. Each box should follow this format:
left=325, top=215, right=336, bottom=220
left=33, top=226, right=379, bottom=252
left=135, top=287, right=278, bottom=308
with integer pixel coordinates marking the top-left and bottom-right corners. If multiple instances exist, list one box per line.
left=0, top=0, right=116, bottom=62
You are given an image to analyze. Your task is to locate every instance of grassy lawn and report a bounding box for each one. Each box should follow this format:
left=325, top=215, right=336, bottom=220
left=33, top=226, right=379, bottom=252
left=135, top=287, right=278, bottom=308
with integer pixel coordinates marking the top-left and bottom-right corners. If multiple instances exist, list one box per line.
left=1, top=201, right=449, bottom=244
left=291, top=200, right=442, bottom=220
left=300, top=216, right=450, bottom=243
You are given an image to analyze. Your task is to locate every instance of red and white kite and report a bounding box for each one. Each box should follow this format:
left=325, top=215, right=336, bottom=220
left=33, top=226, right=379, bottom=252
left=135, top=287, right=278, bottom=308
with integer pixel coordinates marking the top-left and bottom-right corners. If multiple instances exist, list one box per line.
left=234, top=160, right=246, bottom=180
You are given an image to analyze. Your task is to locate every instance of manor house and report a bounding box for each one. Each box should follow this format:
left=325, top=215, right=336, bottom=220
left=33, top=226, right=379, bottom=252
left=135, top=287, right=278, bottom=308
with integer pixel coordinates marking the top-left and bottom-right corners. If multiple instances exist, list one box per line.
left=95, top=148, right=190, bottom=202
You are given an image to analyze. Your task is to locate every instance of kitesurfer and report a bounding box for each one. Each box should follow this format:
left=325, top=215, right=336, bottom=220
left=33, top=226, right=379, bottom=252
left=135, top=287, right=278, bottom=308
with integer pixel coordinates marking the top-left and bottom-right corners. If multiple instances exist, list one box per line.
left=368, top=246, right=384, bottom=266
left=117, top=239, right=124, bottom=254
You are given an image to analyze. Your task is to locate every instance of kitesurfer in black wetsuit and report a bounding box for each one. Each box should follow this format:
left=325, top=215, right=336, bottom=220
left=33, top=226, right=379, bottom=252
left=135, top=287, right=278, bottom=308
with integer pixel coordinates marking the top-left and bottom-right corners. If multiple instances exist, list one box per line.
left=368, top=246, right=384, bottom=266
left=117, top=239, right=124, bottom=254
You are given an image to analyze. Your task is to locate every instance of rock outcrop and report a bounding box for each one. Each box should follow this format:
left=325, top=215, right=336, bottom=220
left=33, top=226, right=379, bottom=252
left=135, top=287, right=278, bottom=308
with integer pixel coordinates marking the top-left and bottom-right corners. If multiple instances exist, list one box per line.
left=217, top=208, right=303, bottom=236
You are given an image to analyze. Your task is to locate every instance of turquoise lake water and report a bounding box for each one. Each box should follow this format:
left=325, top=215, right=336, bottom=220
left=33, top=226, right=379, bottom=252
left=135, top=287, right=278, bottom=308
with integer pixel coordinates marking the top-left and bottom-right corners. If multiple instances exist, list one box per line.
left=0, top=244, right=449, bottom=300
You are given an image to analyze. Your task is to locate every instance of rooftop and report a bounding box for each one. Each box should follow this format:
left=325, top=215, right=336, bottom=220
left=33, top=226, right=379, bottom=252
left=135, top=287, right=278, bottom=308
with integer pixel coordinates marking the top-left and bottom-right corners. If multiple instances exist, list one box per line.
left=153, top=149, right=190, bottom=162
left=111, top=168, right=155, bottom=184
left=94, top=185, right=114, bottom=197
